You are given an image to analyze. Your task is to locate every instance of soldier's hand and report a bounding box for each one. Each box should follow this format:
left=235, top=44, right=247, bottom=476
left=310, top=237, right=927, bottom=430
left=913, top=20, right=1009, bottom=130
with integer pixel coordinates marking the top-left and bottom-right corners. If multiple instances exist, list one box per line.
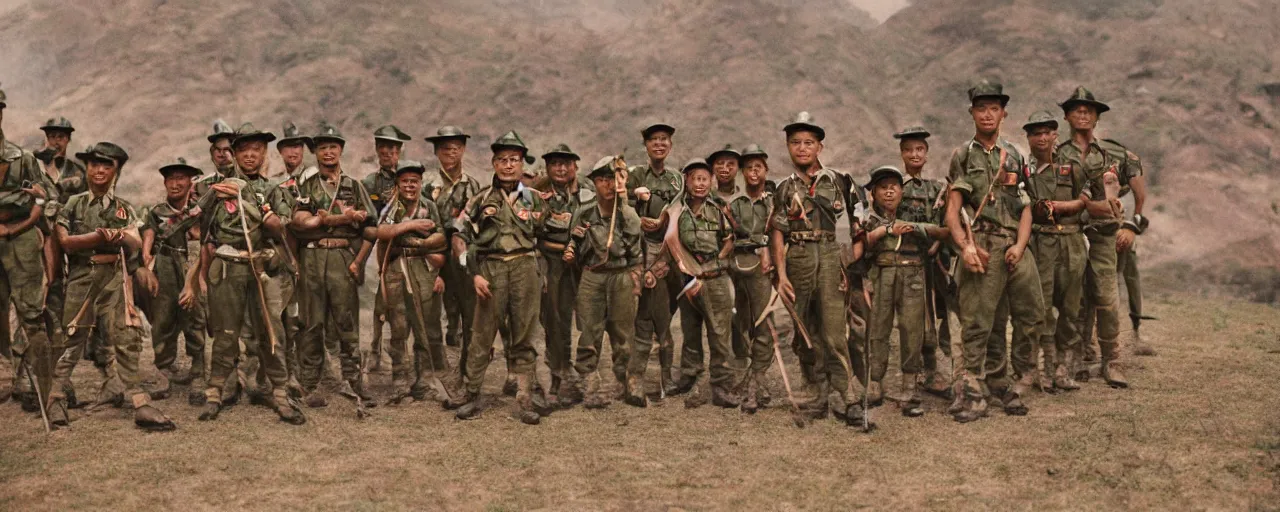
left=686, top=279, right=703, bottom=298
left=962, top=243, right=987, bottom=274
left=474, top=275, right=492, bottom=300
left=348, top=261, right=365, bottom=285
left=640, top=217, right=661, bottom=233
left=179, top=285, right=198, bottom=310
left=1005, top=245, right=1025, bottom=271
left=21, top=183, right=47, bottom=200
left=562, top=246, right=575, bottom=263
left=411, top=219, right=436, bottom=234
left=1116, top=229, right=1136, bottom=253
left=136, top=268, right=160, bottom=297
left=891, top=223, right=915, bottom=236
left=0, top=225, right=8, bottom=238
left=778, top=277, right=796, bottom=303
left=634, top=186, right=651, bottom=202
left=211, top=182, right=240, bottom=198
left=433, top=276, right=445, bottom=294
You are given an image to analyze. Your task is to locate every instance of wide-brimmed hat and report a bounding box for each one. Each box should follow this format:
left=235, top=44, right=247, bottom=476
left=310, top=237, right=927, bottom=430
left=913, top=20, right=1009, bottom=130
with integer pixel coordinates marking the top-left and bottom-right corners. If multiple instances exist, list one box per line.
left=75, top=142, right=130, bottom=170
left=312, top=123, right=347, bottom=146
left=863, top=165, right=904, bottom=190
left=277, top=121, right=312, bottom=148
left=587, top=156, right=619, bottom=180
left=40, top=117, right=75, bottom=134
left=1059, top=86, right=1111, bottom=115
left=424, top=125, right=471, bottom=144
left=541, top=143, right=580, bottom=161
left=158, top=157, right=203, bottom=177
left=373, top=125, right=412, bottom=144
left=640, top=121, right=676, bottom=140
left=707, top=144, right=741, bottom=165
left=1022, top=110, right=1060, bottom=131
left=783, top=111, right=825, bottom=141
left=232, top=122, right=277, bottom=147
left=207, top=119, right=235, bottom=144
left=491, top=131, right=536, bottom=164
left=967, top=81, right=1011, bottom=107
left=739, top=143, right=768, bottom=161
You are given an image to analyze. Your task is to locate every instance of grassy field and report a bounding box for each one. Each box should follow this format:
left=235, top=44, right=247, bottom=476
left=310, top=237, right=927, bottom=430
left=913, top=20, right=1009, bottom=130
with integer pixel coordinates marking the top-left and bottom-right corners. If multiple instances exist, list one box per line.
left=2, top=290, right=1278, bottom=511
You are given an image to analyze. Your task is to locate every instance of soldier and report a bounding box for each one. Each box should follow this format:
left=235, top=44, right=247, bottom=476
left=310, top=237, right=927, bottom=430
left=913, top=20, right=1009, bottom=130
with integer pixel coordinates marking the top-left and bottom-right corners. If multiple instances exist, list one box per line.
left=706, top=144, right=748, bottom=370
left=0, top=88, right=57, bottom=417
left=562, top=156, right=642, bottom=409
left=35, top=117, right=87, bottom=198
left=770, top=112, right=865, bottom=426
left=1116, top=149, right=1152, bottom=356
left=891, top=126, right=954, bottom=398
left=671, top=158, right=738, bottom=408
left=726, top=144, right=775, bottom=412
left=194, top=124, right=304, bottom=424
left=208, top=119, right=238, bottom=177
left=1055, top=86, right=1131, bottom=388
left=365, top=125, right=412, bottom=373
left=290, top=124, right=377, bottom=407
left=854, top=166, right=946, bottom=418
left=443, top=131, right=548, bottom=425
left=626, top=122, right=682, bottom=398
left=140, top=158, right=207, bottom=401
left=423, top=126, right=480, bottom=363
left=374, top=160, right=450, bottom=401
left=49, top=142, right=175, bottom=430
left=536, top=143, right=589, bottom=401
left=277, top=122, right=311, bottom=178
left=943, top=82, right=1045, bottom=422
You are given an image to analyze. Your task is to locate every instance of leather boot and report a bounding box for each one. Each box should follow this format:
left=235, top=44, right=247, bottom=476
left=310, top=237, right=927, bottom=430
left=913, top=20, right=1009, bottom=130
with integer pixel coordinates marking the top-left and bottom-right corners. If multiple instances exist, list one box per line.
left=951, top=392, right=988, bottom=424
left=502, top=374, right=518, bottom=397
left=624, top=374, right=648, bottom=408
left=48, top=398, right=70, bottom=426
left=1004, top=374, right=1031, bottom=416
left=683, top=384, right=707, bottom=409
left=886, top=374, right=914, bottom=404
left=134, top=402, right=177, bottom=432
left=901, top=374, right=924, bottom=417
left=1054, top=350, right=1080, bottom=391
left=946, top=378, right=967, bottom=415
left=188, top=375, right=207, bottom=406
left=199, top=398, right=223, bottom=421
left=740, top=373, right=759, bottom=414
left=443, top=387, right=474, bottom=411
left=350, top=377, right=377, bottom=407
left=800, top=380, right=829, bottom=419
left=922, top=370, right=952, bottom=398
left=513, top=374, right=541, bottom=425
left=304, top=391, right=329, bottom=408
left=711, top=385, right=741, bottom=408
left=272, top=389, right=306, bottom=425
left=582, top=373, right=607, bottom=410
left=863, top=380, right=884, bottom=407
left=558, top=374, right=584, bottom=408
left=669, top=373, right=697, bottom=396
left=549, top=374, right=563, bottom=401
left=454, top=392, right=483, bottom=420
left=1101, top=361, right=1129, bottom=389
left=756, top=375, right=772, bottom=407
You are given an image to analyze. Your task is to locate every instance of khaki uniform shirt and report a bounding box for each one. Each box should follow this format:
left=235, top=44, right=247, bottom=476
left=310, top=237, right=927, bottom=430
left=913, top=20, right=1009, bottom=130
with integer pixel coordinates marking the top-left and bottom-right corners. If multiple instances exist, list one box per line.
left=568, top=200, right=642, bottom=270
left=948, top=138, right=1030, bottom=233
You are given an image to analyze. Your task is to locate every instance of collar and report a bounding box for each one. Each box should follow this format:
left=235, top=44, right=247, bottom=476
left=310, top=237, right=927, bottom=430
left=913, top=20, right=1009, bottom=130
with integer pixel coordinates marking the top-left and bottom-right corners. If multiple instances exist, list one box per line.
left=438, top=166, right=469, bottom=186
left=967, top=137, right=1005, bottom=154
left=89, top=188, right=115, bottom=206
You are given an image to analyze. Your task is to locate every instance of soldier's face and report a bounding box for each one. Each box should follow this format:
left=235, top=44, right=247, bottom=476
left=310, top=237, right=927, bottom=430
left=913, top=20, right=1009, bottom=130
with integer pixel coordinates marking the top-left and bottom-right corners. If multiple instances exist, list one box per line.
left=873, top=179, right=902, bottom=211
left=547, top=157, right=577, bottom=186
left=686, top=168, right=712, bottom=199
left=210, top=139, right=234, bottom=168
left=376, top=140, right=402, bottom=169
left=86, top=159, right=118, bottom=188
left=1027, top=126, right=1057, bottom=153
left=396, top=173, right=422, bottom=201
left=742, top=157, right=768, bottom=188
left=234, top=140, right=268, bottom=175
left=316, top=141, right=343, bottom=167
left=164, top=172, right=195, bottom=201
left=1066, top=104, right=1099, bottom=132
left=434, top=140, right=466, bottom=169
left=712, top=156, right=738, bottom=187
left=645, top=132, right=673, bottom=162
left=787, top=132, right=823, bottom=168
left=592, top=175, right=616, bottom=202
left=970, top=100, right=1006, bottom=135
left=278, top=143, right=305, bottom=169
left=899, top=139, right=928, bottom=170
left=492, top=149, right=524, bottom=183
left=45, top=131, right=71, bottom=156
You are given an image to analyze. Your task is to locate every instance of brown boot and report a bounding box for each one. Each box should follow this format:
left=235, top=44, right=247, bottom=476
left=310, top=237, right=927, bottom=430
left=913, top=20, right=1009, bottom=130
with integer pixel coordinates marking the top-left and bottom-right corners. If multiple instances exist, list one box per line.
left=951, top=393, right=988, bottom=424
left=1101, top=361, right=1129, bottom=389
left=558, top=374, right=584, bottom=409
left=272, top=390, right=306, bottom=425
left=668, top=374, right=697, bottom=396
left=887, top=374, right=915, bottom=404
left=1004, top=375, right=1031, bottom=416
left=740, top=373, right=760, bottom=414
left=863, top=381, right=884, bottom=407
left=922, top=370, right=952, bottom=398
left=502, top=374, right=518, bottom=397
left=582, top=373, right=608, bottom=410
left=900, top=374, right=924, bottom=417
left=454, top=392, right=483, bottom=420
left=623, top=374, right=648, bottom=408
left=135, top=403, right=177, bottom=431
left=513, top=374, right=541, bottom=425
left=711, top=385, right=741, bottom=408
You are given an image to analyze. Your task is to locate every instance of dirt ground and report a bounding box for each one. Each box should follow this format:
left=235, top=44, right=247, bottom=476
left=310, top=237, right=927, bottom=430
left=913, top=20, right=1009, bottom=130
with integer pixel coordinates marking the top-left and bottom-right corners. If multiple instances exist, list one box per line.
left=2, top=289, right=1278, bottom=511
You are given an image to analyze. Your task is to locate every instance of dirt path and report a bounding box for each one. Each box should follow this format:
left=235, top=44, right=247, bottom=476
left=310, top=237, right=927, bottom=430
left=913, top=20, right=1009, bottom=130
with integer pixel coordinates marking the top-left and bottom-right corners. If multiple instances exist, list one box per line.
left=2, top=291, right=1278, bottom=510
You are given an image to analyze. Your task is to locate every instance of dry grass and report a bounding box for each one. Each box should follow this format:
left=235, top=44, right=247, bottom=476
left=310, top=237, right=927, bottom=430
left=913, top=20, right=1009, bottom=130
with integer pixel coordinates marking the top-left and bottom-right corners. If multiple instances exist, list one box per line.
left=2, top=290, right=1279, bottom=511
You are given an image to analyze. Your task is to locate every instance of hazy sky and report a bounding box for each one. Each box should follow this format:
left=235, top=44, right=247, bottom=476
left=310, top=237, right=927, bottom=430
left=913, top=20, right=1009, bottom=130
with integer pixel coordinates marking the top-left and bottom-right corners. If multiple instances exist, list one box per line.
left=850, top=0, right=908, bottom=21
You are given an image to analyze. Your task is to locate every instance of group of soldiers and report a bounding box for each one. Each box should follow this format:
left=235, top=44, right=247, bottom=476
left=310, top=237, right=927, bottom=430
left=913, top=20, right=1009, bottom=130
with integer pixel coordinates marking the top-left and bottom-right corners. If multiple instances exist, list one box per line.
left=0, top=80, right=1152, bottom=431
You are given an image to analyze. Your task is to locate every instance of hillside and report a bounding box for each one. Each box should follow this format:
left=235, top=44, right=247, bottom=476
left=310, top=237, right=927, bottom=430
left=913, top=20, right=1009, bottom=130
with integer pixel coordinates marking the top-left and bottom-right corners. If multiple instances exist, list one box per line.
left=0, top=0, right=1276, bottom=295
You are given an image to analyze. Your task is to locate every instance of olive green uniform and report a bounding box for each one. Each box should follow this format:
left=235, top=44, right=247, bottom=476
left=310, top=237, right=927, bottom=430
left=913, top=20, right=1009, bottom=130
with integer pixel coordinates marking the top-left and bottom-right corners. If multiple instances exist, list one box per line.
left=948, top=138, right=1044, bottom=396
left=726, top=188, right=774, bottom=376
left=862, top=209, right=932, bottom=383
left=363, top=166, right=397, bottom=366
left=1078, top=141, right=1145, bottom=355
left=292, top=169, right=375, bottom=390
left=51, top=192, right=150, bottom=408
left=1056, top=138, right=1126, bottom=366
left=567, top=200, right=641, bottom=382
left=0, top=140, right=56, bottom=406
left=378, top=194, right=448, bottom=392
left=140, top=200, right=207, bottom=377
left=425, top=169, right=480, bottom=362
left=202, top=181, right=292, bottom=404
left=1024, top=156, right=1088, bottom=372
left=456, top=182, right=547, bottom=394
left=674, top=199, right=735, bottom=389
left=771, top=167, right=855, bottom=406
left=624, top=164, right=683, bottom=386
left=898, top=175, right=951, bottom=374
left=538, top=183, right=589, bottom=384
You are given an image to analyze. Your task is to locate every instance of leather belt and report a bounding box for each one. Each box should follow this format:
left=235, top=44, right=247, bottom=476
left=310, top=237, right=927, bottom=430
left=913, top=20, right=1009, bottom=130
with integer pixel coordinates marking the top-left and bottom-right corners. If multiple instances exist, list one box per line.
left=696, top=269, right=726, bottom=280
left=972, top=220, right=1015, bottom=238
left=1033, top=223, right=1081, bottom=234
left=305, top=238, right=351, bottom=249
left=789, top=230, right=835, bottom=243
left=214, top=244, right=275, bottom=263
left=487, top=250, right=535, bottom=262
left=156, top=244, right=188, bottom=256
left=539, top=240, right=568, bottom=253
left=88, top=254, right=121, bottom=265
left=874, top=252, right=924, bottom=267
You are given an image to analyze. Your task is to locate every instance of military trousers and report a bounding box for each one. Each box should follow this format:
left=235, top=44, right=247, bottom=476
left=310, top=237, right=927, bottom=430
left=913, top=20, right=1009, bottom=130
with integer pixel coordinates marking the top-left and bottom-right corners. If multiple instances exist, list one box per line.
left=631, top=242, right=676, bottom=380
left=730, top=253, right=774, bottom=374
left=677, top=274, right=735, bottom=387
left=438, top=253, right=475, bottom=353
left=1118, top=239, right=1142, bottom=328
left=541, top=252, right=578, bottom=380
left=0, top=229, right=53, bottom=403
left=1030, top=231, right=1086, bottom=367
left=785, top=239, right=852, bottom=400
left=385, top=256, right=447, bottom=379
left=1078, top=231, right=1122, bottom=362
left=297, top=246, right=362, bottom=390
left=923, top=254, right=957, bottom=369
left=53, top=262, right=149, bottom=408
left=574, top=267, right=636, bottom=381
left=204, top=257, right=288, bottom=402
left=867, top=264, right=927, bottom=380
left=150, top=249, right=206, bottom=373
left=464, top=254, right=541, bottom=394
left=955, top=232, right=1044, bottom=394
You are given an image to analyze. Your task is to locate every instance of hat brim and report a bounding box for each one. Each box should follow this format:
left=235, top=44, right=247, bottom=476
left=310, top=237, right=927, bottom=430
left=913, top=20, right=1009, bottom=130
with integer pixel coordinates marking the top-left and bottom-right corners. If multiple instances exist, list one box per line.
left=681, top=163, right=711, bottom=175
left=395, top=166, right=427, bottom=177
left=1060, top=99, right=1111, bottom=115
left=1022, top=120, right=1060, bottom=131
left=783, top=123, right=826, bottom=141
left=277, top=136, right=312, bottom=147
left=970, top=94, right=1011, bottom=107
left=708, top=151, right=742, bottom=164
left=425, top=134, right=471, bottom=143
left=374, top=135, right=411, bottom=144
left=75, top=151, right=119, bottom=166
left=893, top=131, right=931, bottom=140
left=40, top=126, right=75, bottom=134
left=740, top=152, right=769, bottom=161
left=863, top=171, right=904, bottom=190
left=233, top=133, right=278, bottom=147
left=312, top=136, right=347, bottom=146
left=159, top=164, right=203, bottom=177
left=641, top=124, right=676, bottom=139
left=207, top=133, right=235, bottom=144
left=541, top=151, right=580, bottom=161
